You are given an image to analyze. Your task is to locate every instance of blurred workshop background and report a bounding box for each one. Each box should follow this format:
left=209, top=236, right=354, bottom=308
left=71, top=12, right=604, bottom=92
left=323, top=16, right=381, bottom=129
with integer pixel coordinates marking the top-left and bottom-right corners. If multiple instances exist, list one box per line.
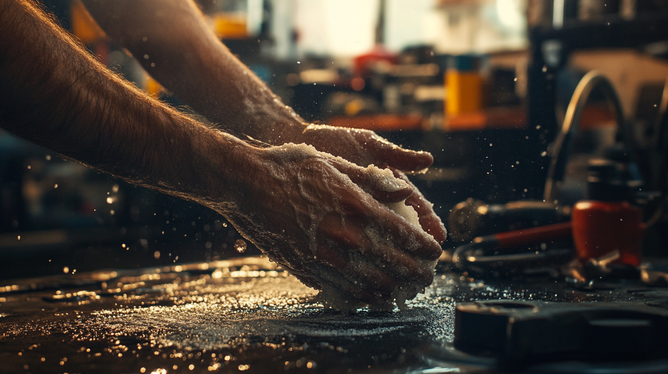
left=2, top=0, right=668, bottom=280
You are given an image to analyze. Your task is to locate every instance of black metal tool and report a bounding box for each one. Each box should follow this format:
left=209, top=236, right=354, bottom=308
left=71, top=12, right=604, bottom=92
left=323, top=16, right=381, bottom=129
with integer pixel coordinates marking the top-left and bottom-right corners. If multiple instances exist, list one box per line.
left=454, top=300, right=668, bottom=368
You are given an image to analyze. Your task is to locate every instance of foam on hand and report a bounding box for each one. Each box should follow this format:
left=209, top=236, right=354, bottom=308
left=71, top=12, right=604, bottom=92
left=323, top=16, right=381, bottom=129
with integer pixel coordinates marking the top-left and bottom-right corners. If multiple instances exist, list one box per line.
left=383, top=201, right=420, bottom=228
left=363, top=164, right=423, bottom=231
left=263, top=144, right=437, bottom=311
left=363, top=164, right=409, bottom=193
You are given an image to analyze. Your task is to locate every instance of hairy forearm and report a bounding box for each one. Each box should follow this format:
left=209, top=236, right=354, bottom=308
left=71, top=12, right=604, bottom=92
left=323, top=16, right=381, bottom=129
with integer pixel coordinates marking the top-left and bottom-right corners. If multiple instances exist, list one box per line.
left=0, top=0, right=246, bottom=205
left=80, top=0, right=306, bottom=143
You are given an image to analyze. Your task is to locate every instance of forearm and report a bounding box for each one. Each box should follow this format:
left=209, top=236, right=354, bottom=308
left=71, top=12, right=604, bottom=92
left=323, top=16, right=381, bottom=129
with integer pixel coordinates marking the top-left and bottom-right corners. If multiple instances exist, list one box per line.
left=0, top=0, right=246, bottom=206
left=80, top=0, right=306, bottom=143
left=77, top=0, right=439, bottom=175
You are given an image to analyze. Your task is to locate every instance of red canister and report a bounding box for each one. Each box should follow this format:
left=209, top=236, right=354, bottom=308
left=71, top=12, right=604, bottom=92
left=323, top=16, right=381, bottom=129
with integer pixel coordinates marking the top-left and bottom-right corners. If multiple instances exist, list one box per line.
left=571, top=160, right=645, bottom=266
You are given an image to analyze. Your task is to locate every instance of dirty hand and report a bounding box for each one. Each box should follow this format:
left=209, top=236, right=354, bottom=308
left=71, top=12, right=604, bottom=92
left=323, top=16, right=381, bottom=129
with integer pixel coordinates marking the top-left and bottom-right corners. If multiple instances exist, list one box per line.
left=217, top=143, right=444, bottom=306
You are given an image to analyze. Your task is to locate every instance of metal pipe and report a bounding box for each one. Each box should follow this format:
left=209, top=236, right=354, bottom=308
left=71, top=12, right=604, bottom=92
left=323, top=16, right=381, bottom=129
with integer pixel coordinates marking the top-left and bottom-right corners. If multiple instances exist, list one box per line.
left=543, top=70, right=632, bottom=203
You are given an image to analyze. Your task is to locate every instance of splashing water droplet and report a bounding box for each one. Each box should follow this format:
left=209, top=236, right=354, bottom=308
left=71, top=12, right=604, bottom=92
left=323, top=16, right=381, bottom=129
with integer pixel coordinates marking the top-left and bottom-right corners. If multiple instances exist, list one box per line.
left=234, top=239, right=247, bottom=253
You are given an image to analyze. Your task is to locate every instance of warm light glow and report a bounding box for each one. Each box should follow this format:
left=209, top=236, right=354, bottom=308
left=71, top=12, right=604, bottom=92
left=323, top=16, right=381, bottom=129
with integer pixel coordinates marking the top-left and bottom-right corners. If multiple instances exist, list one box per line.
left=496, top=0, right=524, bottom=31
left=575, top=201, right=593, bottom=210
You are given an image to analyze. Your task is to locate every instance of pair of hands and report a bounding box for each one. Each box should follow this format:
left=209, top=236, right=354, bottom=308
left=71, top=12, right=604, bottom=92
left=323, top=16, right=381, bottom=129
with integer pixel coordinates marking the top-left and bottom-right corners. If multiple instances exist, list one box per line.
left=218, top=124, right=447, bottom=306
left=73, top=0, right=445, bottom=304
left=0, top=0, right=443, bottom=306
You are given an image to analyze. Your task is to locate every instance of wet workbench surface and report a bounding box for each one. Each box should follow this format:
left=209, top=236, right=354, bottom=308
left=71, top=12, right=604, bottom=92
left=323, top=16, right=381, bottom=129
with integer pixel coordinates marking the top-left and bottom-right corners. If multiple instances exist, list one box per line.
left=2, top=256, right=668, bottom=374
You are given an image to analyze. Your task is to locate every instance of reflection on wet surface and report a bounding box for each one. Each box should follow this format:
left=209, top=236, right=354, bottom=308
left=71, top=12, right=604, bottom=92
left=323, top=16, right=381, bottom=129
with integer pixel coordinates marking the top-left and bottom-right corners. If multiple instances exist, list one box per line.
left=0, top=256, right=665, bottom=373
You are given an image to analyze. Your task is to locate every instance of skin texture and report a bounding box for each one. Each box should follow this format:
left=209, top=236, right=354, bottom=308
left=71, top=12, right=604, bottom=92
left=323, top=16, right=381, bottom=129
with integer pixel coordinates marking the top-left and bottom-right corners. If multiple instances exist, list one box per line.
left=78, top=0, right=436, bottom=173
left=78, top=0, right=446, bottom=244
left=0, top=0, right=446, bottom=305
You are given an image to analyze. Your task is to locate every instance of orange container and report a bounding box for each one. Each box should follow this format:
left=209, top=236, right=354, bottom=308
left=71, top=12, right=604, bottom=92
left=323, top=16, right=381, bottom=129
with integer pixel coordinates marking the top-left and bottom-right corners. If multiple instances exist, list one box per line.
left=445, top=69, right=482, bottom=117
left=572, top=200, right=645, bottom=266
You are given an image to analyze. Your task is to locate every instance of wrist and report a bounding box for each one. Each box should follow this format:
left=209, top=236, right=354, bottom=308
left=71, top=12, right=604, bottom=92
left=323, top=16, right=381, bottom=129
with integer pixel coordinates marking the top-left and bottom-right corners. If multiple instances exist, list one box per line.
left=155, top=119, right=256, bottom=210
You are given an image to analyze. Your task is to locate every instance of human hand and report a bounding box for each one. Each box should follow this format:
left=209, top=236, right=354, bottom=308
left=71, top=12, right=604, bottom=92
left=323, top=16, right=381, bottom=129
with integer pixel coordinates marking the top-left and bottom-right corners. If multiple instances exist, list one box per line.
left=217, top=143, right=444, bottom=307
left=291, top=123, right=447, bottom=245
left=291, top=124, right=434, bottom=174
left=392, top=169, right=448, bottom=244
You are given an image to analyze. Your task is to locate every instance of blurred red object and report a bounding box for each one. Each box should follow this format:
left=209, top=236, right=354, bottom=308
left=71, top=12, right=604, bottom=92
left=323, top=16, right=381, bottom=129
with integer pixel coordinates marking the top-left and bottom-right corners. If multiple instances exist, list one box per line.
left=353, top=44, right=397, bottom=79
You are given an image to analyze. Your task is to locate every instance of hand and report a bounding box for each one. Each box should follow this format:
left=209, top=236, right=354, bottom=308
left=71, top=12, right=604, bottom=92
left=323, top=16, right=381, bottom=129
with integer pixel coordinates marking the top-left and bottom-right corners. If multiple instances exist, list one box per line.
left=291, top=124, right=434, bottom=173
left=291, top=123, right=447, bottom=245
left=217, top=143, right=443, bottom=306
left=392, top=169, right=448, bottom=244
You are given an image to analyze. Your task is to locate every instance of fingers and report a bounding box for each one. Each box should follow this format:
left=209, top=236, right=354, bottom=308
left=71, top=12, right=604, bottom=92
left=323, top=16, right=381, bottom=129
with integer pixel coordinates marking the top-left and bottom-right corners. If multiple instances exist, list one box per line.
left=332, top=195, right=442, bottom=261
left=371, top=208, right=443, bottom=260
left=330, top=157, right=445, bottom=250
left=392, top=169, right=448, bottom=244
left=252, top=146, right=442, bottom=305
left=320, top=159, right=442, bottom=260
left=300, top=125, right=434, bottom=173
left=405, top=193, right=448, bottom=244
left=317, top=210, right=438, bottom=285
left=363, top=135, right=434, bottom=173
left=317, top=220, right=432, bottom=284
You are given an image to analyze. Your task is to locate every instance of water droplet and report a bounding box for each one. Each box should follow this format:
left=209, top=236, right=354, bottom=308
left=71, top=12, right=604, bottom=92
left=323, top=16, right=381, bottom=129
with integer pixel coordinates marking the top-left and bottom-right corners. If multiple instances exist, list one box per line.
left=234, top=239, right=247, bottom=253
left=143, top=54, right=150, bottom=59
left=154, top=251, right=161, bottom=259
left=45, top=155, right=51, bottom=160
left=106, top=197, right=113, bottom=204
left=54, top=184, right=58, bottom=188
left=63, top=267, right=69, bottom=274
